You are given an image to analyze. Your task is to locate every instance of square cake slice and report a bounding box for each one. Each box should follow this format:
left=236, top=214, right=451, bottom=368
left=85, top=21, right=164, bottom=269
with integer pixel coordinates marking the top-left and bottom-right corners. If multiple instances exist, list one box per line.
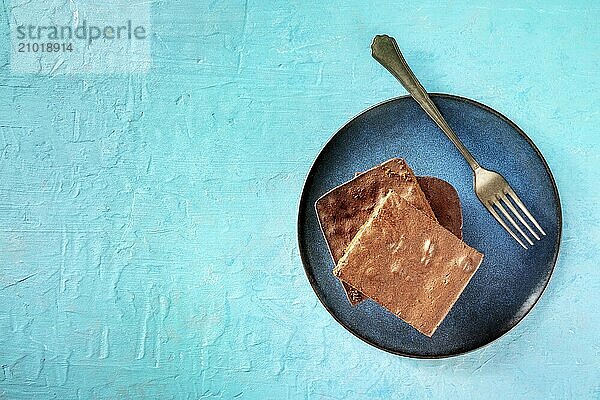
left=315, top=158, right=436, bottom=305
left=333, top=191, right=483, bottom=336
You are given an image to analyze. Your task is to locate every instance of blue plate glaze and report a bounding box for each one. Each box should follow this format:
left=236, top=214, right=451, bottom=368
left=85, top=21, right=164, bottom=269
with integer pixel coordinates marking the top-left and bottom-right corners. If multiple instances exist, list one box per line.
left=298, top=94, right=561, bottom=358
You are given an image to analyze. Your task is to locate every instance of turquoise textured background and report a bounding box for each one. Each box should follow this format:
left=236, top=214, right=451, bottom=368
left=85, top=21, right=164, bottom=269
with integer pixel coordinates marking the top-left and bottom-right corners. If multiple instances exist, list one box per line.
left=1, top=1, right=599, bottom=399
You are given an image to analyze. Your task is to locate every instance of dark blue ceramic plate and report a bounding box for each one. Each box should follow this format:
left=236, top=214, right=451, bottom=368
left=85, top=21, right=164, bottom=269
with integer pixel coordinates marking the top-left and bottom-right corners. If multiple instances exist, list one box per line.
left=298, top=94, right=561, bottom=358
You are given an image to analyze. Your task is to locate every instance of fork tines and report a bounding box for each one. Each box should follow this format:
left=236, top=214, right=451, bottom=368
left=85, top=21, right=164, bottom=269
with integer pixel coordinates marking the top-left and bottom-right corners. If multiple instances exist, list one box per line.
left=487, top=188, right=546, bottom=249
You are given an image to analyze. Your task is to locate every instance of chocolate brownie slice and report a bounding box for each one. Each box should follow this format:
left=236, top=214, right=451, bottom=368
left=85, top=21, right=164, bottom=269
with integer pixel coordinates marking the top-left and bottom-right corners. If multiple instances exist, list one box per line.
left=315, top=158, right=436, bottom=304
left=333, top=191, right=483, bottom=336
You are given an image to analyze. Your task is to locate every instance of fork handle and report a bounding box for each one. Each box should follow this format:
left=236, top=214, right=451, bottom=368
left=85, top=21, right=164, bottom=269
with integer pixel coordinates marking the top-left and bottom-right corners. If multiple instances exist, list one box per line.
left=371, top=35, right=480, bottom=171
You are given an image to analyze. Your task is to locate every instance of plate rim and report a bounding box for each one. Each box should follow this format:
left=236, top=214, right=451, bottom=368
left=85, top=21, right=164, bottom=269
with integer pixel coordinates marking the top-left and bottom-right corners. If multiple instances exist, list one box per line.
left=297, top=93, right=562, bottom=359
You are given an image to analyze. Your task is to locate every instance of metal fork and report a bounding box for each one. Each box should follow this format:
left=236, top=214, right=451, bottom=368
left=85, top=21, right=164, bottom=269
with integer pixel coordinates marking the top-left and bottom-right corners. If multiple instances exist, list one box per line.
left=371, top=34, right=545, bottom=249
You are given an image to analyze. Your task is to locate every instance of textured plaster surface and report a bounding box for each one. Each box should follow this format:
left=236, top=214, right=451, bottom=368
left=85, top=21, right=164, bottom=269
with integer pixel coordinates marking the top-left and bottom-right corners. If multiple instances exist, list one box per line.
left=0, top=0, right=599, bottom=399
